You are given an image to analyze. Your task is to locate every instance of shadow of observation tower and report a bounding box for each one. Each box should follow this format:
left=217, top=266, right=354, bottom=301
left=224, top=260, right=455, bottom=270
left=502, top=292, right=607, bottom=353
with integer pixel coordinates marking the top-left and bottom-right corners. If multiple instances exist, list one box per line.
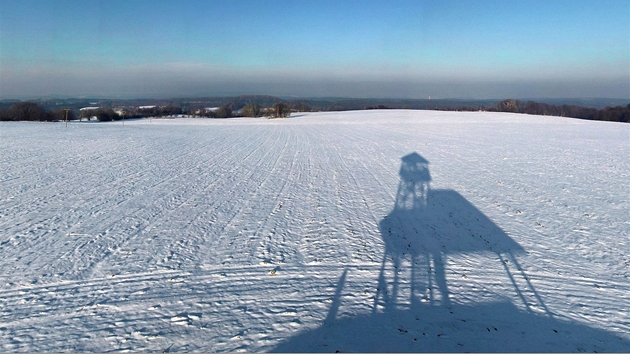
left=272, top=152, right=628, bottom=352
left=375, top=152, right=549, bottom=313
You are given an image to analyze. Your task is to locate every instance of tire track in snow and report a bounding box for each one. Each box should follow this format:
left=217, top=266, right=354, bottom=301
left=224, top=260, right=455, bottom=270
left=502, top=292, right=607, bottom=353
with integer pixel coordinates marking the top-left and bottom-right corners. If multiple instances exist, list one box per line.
left=0, top=126, right=265, bottom=281
left=85, top=123, right=289, bottom=273
left=1, top=261, right=627, bottom=352
left=79, top=125, right=277, bottom=277
left=198, top=124, right=310, bottom=267
left=0, top=264, right=380, bottom=351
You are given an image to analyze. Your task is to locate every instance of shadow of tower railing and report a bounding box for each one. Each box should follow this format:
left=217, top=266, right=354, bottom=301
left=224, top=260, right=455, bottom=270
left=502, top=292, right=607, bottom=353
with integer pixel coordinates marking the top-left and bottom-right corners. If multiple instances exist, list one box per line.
left=272, top=152, right=627, bottom=352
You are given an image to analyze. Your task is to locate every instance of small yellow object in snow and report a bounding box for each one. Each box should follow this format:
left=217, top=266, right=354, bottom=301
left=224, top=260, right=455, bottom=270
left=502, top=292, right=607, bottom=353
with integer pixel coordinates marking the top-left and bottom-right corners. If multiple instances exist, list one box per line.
left=270, top=270, right=277, bottom=275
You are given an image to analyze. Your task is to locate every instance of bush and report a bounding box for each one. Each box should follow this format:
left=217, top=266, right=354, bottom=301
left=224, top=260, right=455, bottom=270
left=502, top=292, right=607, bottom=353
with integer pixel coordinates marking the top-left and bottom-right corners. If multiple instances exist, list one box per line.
left=215, top=106, right=232, bottom=118
left=497, top=99, right=518, bottom=113
left=263, top=107, right=275, bottom=118
left=96, top=109, right=120, bottom=121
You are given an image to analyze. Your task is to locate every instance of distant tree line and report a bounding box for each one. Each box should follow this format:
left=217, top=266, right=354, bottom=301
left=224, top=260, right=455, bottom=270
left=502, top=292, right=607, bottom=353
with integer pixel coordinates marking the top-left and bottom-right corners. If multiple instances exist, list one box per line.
left=79, top=108, right=120, bottom=121
left=0, top=102, right=290, bottom=122
left=187, top=102, right=292, bottom=118
left=0, top=102, right=76, bottom=121
left=241, top=102, right=296, bottom=117
left=491, top=99, right=630, bottom=123
left=185, top=106, right=231, bottom=118
left=365, top=104, right=391, bottom=110
left=2, top=98, right=628, bottom=123
left=79, top=105, right=186, bottom=121
left=136, top=105, right=183, bottom=118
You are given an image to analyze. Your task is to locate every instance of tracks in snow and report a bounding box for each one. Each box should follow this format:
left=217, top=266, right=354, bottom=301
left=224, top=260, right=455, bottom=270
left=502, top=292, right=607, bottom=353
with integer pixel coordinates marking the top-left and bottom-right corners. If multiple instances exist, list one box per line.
left=1, top=113, right=628, bottom=351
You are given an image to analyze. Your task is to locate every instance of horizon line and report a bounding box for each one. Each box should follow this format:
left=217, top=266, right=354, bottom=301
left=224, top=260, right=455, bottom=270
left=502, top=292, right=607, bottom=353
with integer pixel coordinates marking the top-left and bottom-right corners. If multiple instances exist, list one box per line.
left=2, top=95, right=629, bottom=102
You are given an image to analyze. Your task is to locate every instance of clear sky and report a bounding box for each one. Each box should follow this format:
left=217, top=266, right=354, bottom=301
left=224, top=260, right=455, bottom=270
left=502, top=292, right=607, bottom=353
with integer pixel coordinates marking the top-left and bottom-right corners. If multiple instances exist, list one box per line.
left=1, top=0, right=628, bottom=99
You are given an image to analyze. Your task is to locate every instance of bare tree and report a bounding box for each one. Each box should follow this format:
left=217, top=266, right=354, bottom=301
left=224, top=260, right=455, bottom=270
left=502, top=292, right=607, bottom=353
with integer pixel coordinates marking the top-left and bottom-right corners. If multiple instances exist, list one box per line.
left=272, top=103, right=291, bottom=118
left=295, top=102, right=311, bottom=112
left=242, top=104, right=262, bottom=117
left=263, top=107, right=275, bottom=118
left=4, top=102, right=49, bottom=121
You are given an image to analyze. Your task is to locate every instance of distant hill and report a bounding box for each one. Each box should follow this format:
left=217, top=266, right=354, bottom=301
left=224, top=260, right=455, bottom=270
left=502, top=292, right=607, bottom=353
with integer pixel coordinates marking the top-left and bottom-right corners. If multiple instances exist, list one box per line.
left=520, top=98, right=629, bottom=109
left=2, top=96, right=628, bottom=123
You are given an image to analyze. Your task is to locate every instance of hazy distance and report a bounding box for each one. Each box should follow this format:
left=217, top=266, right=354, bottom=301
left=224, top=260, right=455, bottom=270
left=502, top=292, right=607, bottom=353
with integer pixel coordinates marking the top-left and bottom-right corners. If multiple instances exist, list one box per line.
left=1, top=0, right=628, bottom=100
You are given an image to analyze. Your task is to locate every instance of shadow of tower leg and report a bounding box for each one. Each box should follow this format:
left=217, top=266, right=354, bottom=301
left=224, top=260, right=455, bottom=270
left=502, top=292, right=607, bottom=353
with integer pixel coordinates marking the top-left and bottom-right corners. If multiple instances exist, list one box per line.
left=391, top=256, right=400, bottom=306
left=410, top=254, right=417, bottom=306
left=432, top=252, right=451, bottom=307
left=426, top=254, right=434, bottom=303
left=373, top=255, right=391, bottom=314
left=499, top=252, right=554, bottom=318
left=325, top=269, right=348, bottom=326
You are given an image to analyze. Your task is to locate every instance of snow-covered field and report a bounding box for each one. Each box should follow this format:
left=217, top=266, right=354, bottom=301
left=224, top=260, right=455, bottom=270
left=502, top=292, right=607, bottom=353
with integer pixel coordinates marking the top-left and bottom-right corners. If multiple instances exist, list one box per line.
left=1, top=110, right=628, bottom=352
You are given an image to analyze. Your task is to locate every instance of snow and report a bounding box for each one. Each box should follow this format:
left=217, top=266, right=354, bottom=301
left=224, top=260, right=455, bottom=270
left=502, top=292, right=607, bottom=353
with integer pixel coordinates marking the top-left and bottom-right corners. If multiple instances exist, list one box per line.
left=0, top=110, right=628, bottom=352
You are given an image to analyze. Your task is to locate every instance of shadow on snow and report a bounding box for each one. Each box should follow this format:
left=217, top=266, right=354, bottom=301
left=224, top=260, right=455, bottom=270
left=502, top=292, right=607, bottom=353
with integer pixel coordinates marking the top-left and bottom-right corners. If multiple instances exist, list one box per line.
left=273, top=152, right=627, bottom=352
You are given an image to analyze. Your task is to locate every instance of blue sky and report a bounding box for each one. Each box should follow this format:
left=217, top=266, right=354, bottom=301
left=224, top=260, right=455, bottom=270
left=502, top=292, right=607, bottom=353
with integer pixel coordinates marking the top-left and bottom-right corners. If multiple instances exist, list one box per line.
left=1, top=0, right=628, bottom=99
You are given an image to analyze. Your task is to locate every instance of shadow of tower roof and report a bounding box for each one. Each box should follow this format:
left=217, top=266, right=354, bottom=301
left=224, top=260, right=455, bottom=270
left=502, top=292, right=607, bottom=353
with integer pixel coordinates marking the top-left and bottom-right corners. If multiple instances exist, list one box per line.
left=401, top=152, right=429, bottom=165
left=412, top=189, right=524, bottom=255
